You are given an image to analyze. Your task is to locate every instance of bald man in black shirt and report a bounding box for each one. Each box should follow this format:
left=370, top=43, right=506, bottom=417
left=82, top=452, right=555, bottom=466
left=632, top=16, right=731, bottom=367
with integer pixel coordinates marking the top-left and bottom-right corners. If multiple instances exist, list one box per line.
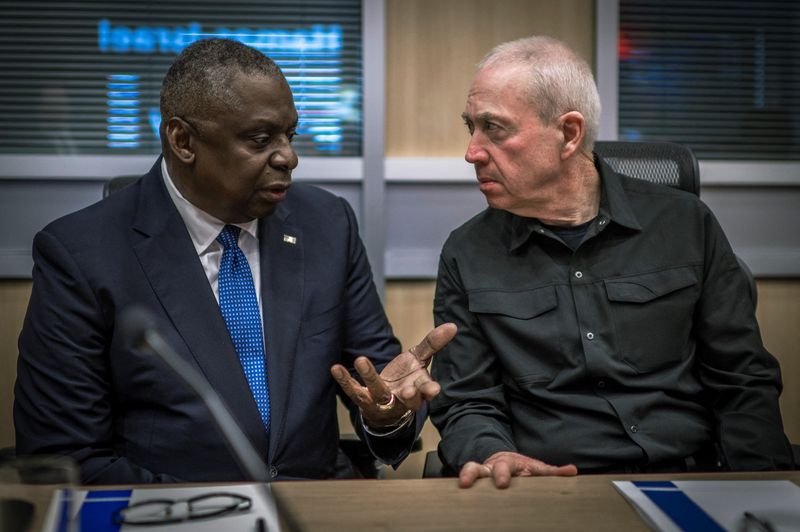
left=431, top=35, right=793, bottom=488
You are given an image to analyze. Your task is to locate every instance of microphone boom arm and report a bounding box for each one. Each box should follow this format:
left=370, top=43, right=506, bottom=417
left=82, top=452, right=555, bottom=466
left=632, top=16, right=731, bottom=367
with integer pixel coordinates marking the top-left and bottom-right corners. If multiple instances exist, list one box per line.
left=143, top=330, right=270, bottom=483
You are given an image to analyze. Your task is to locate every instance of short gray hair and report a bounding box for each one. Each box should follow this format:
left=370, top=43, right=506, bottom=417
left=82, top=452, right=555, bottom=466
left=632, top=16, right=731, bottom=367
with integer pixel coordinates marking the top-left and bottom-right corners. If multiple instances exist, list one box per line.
left=479, top=36, right=601, bottom=151
left=160, top=38, right=286, bottom=122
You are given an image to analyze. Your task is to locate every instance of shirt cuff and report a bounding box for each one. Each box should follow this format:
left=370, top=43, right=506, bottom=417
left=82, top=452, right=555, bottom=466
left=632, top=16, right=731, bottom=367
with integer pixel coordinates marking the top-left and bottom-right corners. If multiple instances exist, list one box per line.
left=361, top=409, right=415, bottom=437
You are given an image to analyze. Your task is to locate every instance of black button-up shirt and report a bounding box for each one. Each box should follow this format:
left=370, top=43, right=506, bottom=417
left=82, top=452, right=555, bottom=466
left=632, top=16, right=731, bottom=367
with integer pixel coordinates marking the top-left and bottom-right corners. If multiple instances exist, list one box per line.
left=431, top=158, right=792, bottom=471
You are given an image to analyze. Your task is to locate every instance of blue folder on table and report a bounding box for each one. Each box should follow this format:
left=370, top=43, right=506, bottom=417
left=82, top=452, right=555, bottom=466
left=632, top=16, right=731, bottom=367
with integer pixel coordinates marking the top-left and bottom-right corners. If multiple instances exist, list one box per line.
left=614, top=480, right=800, bottom=531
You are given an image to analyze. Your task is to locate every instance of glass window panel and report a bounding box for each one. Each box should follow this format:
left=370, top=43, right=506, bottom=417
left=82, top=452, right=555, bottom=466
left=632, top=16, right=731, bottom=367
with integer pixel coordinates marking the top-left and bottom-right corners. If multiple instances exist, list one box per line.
left=0, top=0, right=363, bottom=156
left=618, top=0, right=800, bottom=161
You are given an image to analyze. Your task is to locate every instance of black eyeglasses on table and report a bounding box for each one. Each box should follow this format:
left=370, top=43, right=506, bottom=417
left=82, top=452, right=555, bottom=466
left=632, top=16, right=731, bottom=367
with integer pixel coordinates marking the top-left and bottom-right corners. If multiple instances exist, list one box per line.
left=112, top=492, right=252, bottom=526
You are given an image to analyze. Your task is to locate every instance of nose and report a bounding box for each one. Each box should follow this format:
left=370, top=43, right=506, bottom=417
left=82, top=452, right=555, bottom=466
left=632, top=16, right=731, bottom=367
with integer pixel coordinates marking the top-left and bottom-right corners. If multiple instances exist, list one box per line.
left=270, top=137, right=298, bottom=171
left=465, top=133, right=489, bottom=165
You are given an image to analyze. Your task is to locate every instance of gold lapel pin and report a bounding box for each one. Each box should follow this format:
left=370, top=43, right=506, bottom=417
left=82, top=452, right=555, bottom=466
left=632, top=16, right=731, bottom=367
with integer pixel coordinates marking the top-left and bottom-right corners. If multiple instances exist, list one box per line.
left=283, top=234, right=297, bottom=245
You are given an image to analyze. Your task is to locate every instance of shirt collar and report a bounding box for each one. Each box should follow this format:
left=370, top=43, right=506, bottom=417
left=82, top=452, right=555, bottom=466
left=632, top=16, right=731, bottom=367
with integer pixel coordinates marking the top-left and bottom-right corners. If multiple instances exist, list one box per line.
left=595, top=154, right=641, bottom=232
left=506, top=154, right=642, bottom=252
left=161, top=158, right=258, bottom=255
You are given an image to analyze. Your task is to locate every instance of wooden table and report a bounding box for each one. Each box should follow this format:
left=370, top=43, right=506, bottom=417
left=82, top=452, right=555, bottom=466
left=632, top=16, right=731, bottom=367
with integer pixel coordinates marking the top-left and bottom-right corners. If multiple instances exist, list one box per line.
left=272, top=471, right=800, bottom=531
left=2, top=471, right=799, bottom=531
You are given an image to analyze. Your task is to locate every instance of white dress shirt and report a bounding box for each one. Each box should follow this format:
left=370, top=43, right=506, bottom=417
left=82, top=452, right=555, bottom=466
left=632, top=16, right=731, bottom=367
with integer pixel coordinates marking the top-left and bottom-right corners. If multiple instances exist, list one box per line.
left=161, top=159, right=263, bottom=311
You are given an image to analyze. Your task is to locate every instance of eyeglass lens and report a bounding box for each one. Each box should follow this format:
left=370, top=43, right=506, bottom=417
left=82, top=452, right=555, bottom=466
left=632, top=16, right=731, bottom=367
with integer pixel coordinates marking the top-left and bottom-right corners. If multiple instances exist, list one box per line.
left=115, top=492, right=252, bottom=525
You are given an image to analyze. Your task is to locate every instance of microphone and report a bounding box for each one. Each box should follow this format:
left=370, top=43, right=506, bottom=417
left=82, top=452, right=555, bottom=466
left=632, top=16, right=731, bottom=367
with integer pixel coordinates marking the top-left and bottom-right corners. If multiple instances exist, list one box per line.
left=120, top=306, right=305, bottom=531
left=119, top=305, right=270, bottom=483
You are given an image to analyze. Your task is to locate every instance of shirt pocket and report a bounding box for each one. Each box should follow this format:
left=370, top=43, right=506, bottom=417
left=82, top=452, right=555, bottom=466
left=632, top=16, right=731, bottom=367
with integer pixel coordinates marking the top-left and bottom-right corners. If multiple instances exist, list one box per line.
left=468, top=286, right=563, bottom=383
left=604, top=266, right=698, bottom=373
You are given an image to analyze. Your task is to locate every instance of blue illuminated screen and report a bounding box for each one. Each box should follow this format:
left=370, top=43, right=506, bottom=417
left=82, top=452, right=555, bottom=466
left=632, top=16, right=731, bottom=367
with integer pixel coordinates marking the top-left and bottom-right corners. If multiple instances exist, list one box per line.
left=0, top=0, right=362, bottom=156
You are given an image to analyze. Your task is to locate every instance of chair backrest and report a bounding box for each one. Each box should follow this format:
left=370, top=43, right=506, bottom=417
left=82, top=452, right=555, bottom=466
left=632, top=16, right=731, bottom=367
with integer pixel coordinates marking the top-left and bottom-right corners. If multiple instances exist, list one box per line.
left=594, top=140, right=700, bottom=197
left=102, top=175, right=140, bottom=198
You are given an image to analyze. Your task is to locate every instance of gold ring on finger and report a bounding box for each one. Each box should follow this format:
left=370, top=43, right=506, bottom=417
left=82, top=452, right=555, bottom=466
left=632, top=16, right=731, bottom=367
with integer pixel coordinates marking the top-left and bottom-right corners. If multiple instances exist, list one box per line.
left=376, top=393, right=396, bottom=412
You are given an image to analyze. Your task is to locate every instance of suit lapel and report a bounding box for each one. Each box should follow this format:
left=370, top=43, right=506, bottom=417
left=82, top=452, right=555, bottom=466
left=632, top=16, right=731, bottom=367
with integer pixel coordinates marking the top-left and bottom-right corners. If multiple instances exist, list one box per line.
left=129, top=160, right=269, bottom=458
left=259, top=201, right=303, bottom=460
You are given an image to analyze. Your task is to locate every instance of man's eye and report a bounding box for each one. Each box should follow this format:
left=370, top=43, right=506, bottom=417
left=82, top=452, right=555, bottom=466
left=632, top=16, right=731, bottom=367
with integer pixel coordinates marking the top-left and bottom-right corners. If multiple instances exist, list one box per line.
left=253, top=132, right=295, bottom=145
left=486, top=122, right=499, bottom=131
left=463, top=120, right=474, bottom=134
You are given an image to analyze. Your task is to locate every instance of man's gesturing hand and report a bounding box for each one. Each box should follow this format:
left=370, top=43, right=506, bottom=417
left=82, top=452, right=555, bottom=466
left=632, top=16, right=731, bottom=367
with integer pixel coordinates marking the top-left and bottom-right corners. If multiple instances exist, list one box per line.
left=459, top=451, right=577, bottom=489
left=331, top=322, right=457, bottom=428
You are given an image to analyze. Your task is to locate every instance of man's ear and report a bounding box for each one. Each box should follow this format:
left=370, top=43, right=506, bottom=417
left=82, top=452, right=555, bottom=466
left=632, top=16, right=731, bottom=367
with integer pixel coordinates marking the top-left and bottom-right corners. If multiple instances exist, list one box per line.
left=558, top=111, right=585, bottom=160
left=163, top=117, right=196, bottom=164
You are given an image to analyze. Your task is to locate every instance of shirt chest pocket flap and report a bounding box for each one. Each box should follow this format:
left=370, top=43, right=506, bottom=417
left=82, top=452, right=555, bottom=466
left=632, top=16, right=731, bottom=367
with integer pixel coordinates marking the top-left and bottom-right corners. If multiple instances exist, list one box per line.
left=605, top=266, right=698, bottom=303
left=467, top=286, right=561, bottom=382
left=468, top=286, right=557, bottom=319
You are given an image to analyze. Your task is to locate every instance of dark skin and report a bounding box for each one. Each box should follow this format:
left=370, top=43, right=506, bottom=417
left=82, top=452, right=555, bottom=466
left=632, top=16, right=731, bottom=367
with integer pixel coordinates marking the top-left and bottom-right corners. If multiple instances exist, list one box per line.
left=162, top=68, right=457, bottom=428
left=331, top=322, right=457, bottom=427
left=162, top=70, right=298, bottom=224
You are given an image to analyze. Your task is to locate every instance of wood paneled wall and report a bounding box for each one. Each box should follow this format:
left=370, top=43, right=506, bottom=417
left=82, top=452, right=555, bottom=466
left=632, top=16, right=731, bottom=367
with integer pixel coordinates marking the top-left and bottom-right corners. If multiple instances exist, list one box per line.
left=386, top=0, right=595, bottom=156
left=756, top=281, right=800, bottom=444
left=0, top=281, right=31, bottom=449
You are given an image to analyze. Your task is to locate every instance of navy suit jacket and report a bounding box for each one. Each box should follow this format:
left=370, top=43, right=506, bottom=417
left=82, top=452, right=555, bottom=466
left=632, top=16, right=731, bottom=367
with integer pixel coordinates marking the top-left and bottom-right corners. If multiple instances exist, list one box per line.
left=15, top=159, right=414, bottom=483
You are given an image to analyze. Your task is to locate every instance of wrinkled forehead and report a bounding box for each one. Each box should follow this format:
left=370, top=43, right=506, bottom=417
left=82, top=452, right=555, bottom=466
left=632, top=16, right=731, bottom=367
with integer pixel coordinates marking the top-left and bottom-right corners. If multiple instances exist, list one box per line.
left=465, top=64, right=532, bottom=115
left=209, top=70, right=297, bottom=126
left=208, top=69, right=294, bottom=115
left=470, top=63, right=530, bottom=97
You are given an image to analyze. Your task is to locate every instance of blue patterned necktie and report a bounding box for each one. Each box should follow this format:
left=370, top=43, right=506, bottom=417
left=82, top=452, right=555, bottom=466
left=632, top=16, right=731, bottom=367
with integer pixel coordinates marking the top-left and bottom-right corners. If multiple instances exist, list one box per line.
left=217, top=225, right=270, bottom=432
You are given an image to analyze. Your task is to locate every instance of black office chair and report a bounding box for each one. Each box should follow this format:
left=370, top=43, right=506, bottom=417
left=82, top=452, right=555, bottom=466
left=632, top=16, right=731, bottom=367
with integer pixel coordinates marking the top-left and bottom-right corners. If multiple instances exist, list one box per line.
left=0, top=446, right=16, bottom=463
left=421, top=140, right=762, bottom=479
left=594, top=140, right=699, bottom=195
left=423, top=449, right=453, bottom=478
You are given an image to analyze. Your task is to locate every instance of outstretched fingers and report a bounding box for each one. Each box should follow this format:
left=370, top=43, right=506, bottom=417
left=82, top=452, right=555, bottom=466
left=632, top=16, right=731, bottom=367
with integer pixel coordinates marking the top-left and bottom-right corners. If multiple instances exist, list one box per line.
left=396, top=371, right=440, bottom=407
left=458, top=461, right=490, bottom=488
left=540, top=463, right=578, bottom=476
left=458, top=452, right=578, bottom=489
left=354, top=356, right=393, bottom=405
left=491, top=460, right=514, bottom=489
left=330, top=364, right=371, bottom=406
left=409, top=322, right=457, bottom=367
left=458, top=460, right=514, bottom=489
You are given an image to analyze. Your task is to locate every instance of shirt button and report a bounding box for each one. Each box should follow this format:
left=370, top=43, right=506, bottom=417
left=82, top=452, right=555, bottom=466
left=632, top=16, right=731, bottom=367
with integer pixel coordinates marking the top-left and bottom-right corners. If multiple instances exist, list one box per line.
left=586, top=332, right=594, bottom=340
left=537, top=228, right=545, bottom=233
left=575, top=271, right=583, bottom=279
left=269, top=465, right=278, bottom=478
left=599, top=218, right=607, bottom=226
left=630, top=425, right=638, bottom=433
left=597, top=380, right=606, bottom=389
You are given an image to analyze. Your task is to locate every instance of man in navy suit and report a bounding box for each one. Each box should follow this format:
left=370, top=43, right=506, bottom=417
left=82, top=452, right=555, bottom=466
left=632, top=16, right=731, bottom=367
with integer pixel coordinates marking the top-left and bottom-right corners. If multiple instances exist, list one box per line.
left=14, top=38, right=455, bottom=484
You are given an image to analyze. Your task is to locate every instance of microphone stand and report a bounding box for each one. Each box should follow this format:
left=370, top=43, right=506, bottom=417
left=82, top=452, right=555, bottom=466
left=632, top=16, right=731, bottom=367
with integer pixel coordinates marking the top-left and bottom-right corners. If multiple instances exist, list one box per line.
left=142, top=330, right=269, bottom=483
left=123, top=306, right=302, bottom=531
